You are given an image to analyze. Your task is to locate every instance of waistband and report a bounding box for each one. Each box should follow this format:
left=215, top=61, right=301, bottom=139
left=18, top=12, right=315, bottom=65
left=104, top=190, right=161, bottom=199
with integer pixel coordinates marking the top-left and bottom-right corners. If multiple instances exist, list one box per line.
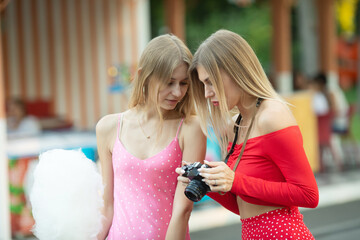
left=241, top=206, right=301, bottom=224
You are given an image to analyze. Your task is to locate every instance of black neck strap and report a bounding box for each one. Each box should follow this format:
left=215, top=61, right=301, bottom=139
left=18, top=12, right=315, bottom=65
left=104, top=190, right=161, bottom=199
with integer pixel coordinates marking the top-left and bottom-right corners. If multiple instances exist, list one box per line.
left=223, top=98, right=263, bottom=167
left=224, top=114, right=242, bottom=164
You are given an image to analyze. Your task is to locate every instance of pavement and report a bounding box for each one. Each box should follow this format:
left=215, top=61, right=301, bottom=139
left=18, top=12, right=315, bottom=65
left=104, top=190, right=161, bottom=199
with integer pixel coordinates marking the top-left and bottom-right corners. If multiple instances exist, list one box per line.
left=15, top=167, right=360, bottom=240
left=189, top=167, right=360, bottom=233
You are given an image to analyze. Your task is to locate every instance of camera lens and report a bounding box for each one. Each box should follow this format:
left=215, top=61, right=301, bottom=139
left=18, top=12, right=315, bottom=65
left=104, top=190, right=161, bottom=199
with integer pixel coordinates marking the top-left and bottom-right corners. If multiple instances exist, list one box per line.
left=184, top=179, right=209, bottom=202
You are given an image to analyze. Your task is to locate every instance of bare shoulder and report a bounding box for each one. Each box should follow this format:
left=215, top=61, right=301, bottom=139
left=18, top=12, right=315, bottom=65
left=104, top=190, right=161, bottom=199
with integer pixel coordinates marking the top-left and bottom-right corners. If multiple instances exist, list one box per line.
left=182, top=115, right=204, bottom=135
left=258, top=99, right=297, bottom=134
left=180, top=115, right=206, bottom=148
left=96, top=110, right=132, bottom=132
left=96, top=113, right=119, bottom=137
left=180, top=115, right=207, bottom=163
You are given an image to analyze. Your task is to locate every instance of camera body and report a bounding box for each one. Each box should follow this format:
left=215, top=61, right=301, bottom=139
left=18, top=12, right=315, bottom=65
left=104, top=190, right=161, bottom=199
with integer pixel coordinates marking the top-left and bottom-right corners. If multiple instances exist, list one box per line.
left=181, top=162, right=211, bottom=202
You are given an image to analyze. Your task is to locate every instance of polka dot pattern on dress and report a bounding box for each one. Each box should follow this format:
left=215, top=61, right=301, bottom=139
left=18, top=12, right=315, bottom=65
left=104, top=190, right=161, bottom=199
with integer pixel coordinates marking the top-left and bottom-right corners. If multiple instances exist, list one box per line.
left=107, top=115, right=190, bottom=240
left=241, top=207, right=314, bottom=240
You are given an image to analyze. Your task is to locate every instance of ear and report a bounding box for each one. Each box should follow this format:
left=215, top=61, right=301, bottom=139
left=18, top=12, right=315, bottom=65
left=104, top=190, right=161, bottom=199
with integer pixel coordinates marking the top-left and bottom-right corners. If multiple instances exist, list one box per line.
left=137, top=68, right=142, bottom=76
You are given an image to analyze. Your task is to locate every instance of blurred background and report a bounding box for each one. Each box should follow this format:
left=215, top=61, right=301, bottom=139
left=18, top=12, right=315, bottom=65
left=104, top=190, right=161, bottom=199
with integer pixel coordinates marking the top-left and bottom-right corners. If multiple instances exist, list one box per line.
left=0, top=0, right=359, bottom=239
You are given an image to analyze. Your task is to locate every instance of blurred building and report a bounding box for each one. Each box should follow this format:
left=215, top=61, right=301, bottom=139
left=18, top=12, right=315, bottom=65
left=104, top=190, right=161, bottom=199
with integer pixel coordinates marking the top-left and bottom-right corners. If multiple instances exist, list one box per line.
left=0, top=0, right=356, bottom=130
left=0, top=0, right=359, bottom=239
left=1, top=0, right=151, bottom=130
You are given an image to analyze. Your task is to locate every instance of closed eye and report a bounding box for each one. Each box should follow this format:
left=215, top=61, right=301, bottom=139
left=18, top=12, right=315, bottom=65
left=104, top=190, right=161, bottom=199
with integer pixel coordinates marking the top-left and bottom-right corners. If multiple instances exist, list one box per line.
left=168, top=78, right=189, bottom=86
left=180, top=81, right=189, bottom=86
left=204, top=78, right=212, bottom=86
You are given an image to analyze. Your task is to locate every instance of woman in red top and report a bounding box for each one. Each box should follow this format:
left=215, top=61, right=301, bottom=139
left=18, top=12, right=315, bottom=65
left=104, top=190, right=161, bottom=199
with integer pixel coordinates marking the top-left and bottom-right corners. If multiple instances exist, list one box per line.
left=177, top=30, right=319, bottom=239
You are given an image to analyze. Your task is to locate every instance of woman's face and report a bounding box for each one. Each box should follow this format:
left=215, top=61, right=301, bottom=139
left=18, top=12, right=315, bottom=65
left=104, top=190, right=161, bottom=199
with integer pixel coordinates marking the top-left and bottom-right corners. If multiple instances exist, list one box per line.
left=197, top=65, right=240, bottom=109
left=157, top=62, right=189, bottom=111
left=197, top=65, right=219, bottom=106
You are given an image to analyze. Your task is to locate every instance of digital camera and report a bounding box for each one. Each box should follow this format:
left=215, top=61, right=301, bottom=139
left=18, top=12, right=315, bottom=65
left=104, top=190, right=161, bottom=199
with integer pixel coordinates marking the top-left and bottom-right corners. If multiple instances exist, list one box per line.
left=181, top=162, right=211, bottom=202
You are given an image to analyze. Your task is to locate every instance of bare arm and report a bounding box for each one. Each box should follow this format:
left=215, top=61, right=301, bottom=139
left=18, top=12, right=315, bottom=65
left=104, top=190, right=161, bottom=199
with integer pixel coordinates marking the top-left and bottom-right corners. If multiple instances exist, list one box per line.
left=96, top=115, right=117, bottom=240
left=165, top=117, right=207, bottom=240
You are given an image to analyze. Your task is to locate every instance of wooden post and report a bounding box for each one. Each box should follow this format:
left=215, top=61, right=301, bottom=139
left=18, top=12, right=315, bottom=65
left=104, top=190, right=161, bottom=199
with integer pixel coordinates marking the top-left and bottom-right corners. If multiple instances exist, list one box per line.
left=271, top=0, right=293, bottom=94
left=317, top=0, right=337, bottom=73
left=164, top=0, right=185, bottom=41
left=316, top=0, right=338, bottom=88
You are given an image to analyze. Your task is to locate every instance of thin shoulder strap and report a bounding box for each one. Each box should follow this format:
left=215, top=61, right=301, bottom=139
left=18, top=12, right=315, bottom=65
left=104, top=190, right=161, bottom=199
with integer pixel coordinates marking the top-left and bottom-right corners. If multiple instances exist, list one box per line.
left=175, top=118, right=184, bottom=139
left=117, top=113, right=123, bottom=139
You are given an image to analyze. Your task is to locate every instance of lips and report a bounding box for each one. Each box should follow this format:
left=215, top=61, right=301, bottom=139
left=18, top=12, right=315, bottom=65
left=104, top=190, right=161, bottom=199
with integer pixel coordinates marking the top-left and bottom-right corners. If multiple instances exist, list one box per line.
left=212, top=101, right=219, bottom=106
left=166, top=99, right=179, bottom=105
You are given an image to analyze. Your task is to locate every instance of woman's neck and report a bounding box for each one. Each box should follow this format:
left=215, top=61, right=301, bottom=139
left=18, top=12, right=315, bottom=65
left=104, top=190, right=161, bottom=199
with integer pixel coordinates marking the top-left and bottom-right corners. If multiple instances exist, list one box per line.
left=135, top=106, right=158, bottom=121
left=236, top=95, right=258, bottom=121
left=135, top=106, right=180, bottom=121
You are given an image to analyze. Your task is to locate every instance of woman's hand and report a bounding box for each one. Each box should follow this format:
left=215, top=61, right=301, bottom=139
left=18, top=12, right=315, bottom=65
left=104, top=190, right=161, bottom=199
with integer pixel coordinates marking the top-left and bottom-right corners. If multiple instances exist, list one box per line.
left=175, top=162, right=191, bottom=185
left=198, top=160, right=235, bottom=192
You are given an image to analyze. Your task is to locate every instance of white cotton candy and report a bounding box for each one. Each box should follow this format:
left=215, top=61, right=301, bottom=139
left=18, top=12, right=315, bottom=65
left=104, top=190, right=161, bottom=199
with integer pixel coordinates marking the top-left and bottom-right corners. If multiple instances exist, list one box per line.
left=30, top=149, right=104, bottom=240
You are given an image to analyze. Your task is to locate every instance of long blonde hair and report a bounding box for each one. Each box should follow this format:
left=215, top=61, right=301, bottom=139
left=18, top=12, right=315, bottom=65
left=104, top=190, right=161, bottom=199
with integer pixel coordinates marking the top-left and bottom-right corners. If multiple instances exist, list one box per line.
left=129, top=34, right=194, bottom=122
left=190, top=29, right=282, bottom=154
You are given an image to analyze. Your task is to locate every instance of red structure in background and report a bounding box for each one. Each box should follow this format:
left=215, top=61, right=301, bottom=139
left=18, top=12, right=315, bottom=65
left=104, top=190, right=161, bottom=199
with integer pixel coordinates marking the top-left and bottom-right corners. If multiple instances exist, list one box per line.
left=25, top=100, right=53, bottom=118
left=24, top=99, right=72, bottom=131
left=337, top=37, right=359, bottom=90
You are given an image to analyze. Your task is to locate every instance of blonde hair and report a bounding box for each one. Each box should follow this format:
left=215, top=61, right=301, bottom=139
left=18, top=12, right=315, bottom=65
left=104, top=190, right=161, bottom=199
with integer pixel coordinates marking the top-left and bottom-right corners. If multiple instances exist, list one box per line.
left=129, top=34, right=194, bottom=121
left=190, top=29, right=283, bottom=154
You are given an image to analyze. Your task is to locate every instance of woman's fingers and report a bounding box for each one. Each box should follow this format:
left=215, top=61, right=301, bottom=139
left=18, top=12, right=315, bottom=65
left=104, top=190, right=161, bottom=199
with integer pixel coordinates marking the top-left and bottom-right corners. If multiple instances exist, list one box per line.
left=175, top=161, right=234, bottom=191
left=201, top=178, right=228, bottom=192
left=209, top=185, right=228, bottom=192
left=177, top=175, right=190, bottom=184
left=175, top=166, right=189, bottom=186
left=202, top=178, right=222, bottom=186
left=205, top=178, right=233, bottom=192
left=199, top=172, right=222, bottom=180
left=175, top=167, right=185, bottom=175
left=197, top=160, right=235, bottom=192
left=203, top=160, right=226, bottom=168
left=199, top=161, right=228, bottom=174
left=200, top=161, right=234, bottom=178
left=182, top=161, right=191, bottom=166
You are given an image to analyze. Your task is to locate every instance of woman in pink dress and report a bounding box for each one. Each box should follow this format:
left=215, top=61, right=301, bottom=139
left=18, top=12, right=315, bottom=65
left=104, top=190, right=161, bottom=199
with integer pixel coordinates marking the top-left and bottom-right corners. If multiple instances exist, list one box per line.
left=96, top=34, right=206, bottom=240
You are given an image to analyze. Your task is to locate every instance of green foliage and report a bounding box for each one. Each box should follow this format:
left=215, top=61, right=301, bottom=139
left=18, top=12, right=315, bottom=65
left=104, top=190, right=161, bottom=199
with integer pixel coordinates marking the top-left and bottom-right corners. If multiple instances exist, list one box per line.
left=351, top=113, right=360, bottom=141
left=185, top=0, right=272, bottom=71
left=150, top=0, right=272, bottom=72
left=150, top=0, right=166, bottom=36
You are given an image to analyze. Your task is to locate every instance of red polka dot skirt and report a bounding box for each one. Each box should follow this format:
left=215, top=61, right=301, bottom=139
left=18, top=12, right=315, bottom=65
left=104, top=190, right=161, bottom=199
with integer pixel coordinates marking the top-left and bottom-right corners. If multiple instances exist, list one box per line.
left=241, top=207, right=314, bottom=240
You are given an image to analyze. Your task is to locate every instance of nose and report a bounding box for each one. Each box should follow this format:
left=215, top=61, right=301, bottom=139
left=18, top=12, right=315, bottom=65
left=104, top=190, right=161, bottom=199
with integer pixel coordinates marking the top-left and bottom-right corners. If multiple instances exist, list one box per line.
left=172, top=84, right=182, bottom=97
left=204, top=85, right=214, bottom=99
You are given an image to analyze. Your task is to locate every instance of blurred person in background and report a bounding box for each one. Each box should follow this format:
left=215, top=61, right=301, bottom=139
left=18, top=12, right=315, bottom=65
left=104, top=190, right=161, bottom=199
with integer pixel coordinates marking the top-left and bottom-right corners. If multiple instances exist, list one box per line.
left=293, top=70, right=309, bottom=91
left=6, top=97, right=41, bottom=138
left=96, top=34, right=206, bottom=240
left=309, top=73, right=344, bottom=172
left=177, top=29, right=319, bottom=239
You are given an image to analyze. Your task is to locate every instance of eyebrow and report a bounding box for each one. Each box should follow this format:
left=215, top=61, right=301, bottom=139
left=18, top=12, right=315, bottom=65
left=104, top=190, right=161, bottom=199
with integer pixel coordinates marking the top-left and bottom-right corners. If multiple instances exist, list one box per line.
left=170, top=77, right=189, bottom=81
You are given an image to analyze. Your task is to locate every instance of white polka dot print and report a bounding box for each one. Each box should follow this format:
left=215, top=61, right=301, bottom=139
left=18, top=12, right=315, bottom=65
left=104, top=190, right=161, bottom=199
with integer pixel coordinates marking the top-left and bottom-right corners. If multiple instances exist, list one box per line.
left=107, top=115, right=189, bottom=240
left=241, top=207, right=315, bottom=240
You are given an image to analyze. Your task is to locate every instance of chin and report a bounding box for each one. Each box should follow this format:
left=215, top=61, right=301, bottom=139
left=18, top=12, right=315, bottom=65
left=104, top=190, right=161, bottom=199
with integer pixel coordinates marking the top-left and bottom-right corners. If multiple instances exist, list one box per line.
left=161, top=105, right=176, bottom=111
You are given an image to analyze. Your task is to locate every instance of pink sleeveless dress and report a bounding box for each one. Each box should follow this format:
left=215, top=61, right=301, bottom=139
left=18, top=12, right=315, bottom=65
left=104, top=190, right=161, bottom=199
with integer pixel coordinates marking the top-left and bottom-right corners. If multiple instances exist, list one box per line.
left=107, top=114, right=191, bottom=240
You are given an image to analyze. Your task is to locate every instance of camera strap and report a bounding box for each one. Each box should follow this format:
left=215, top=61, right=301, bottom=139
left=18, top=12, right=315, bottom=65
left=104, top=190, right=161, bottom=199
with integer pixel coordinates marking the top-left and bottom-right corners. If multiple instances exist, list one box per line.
left=218, top=98, right=263, bottom=196
left=224, top=114, right=242, bottom=164
left=228, top=98, right=263, bottom=171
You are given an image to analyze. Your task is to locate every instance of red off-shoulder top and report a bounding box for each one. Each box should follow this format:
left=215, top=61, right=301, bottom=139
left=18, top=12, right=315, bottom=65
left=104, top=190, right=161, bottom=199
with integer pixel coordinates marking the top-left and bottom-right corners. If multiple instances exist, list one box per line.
left=207, top=126, right=319, bottom=215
